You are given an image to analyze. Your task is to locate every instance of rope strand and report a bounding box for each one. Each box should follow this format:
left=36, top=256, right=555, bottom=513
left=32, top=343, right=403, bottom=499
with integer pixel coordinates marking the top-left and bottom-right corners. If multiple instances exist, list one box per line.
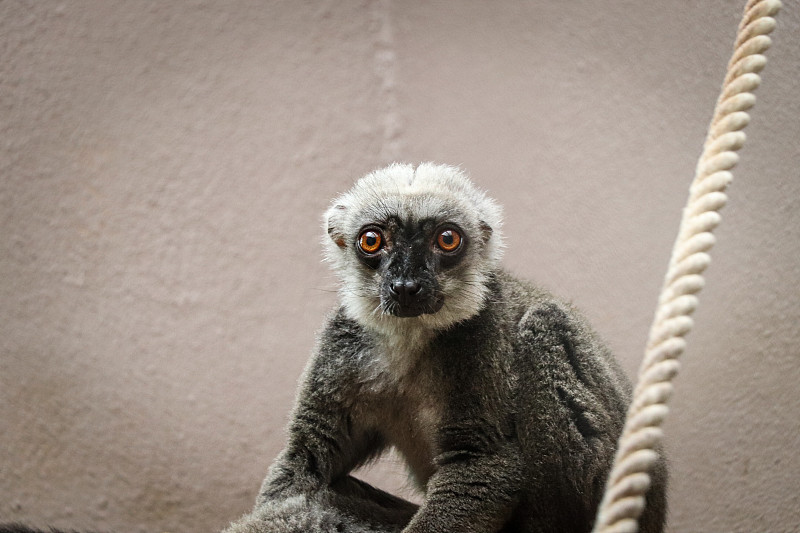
left=592, top=1, right=782, bottom=531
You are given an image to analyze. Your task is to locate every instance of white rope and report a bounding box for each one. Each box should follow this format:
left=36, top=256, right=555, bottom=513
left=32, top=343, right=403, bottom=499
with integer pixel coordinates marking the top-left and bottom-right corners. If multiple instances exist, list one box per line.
left=591, top=1, right=782, bottom=532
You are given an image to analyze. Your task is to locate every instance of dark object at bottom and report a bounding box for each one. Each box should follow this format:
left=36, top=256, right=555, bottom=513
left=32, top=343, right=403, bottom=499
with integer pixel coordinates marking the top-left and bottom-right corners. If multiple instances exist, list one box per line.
left=0, top=524, right=101, bottom=533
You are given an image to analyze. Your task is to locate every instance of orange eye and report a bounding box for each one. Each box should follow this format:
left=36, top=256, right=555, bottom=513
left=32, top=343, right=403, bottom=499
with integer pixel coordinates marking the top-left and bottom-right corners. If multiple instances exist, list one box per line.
left=358, top=230, right=383, bottom=254
left=437, top=229, right=462, bottom=252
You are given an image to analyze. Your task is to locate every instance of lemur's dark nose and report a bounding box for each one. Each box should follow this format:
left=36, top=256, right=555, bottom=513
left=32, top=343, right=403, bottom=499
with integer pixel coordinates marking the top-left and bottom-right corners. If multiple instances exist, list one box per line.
left=389, top=279, right=422, bottom=304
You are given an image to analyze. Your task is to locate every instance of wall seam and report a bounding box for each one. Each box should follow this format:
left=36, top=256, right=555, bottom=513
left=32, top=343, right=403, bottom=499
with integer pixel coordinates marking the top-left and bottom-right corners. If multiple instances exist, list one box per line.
left=372, top=0, right=403, bottom=163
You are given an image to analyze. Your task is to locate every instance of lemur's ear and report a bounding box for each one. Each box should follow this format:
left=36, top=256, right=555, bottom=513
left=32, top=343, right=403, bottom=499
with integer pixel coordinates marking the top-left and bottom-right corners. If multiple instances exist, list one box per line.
left=326, top=205, right=347, bottom=248
left=479, top=221, right=493, bottom=244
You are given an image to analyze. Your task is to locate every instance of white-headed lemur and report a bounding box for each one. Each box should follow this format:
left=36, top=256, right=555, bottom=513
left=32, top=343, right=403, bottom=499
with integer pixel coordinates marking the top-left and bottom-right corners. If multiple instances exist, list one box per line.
left=223, top=163, right=667, bottom=533
left=0, top=163, right=666, bottom=533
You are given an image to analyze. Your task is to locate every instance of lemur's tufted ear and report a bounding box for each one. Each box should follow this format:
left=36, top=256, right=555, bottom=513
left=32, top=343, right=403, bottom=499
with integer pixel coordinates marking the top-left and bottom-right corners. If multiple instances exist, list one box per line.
left=479, top=221, right=493, bottom=244
left=326, top=204, right=347, bottom=248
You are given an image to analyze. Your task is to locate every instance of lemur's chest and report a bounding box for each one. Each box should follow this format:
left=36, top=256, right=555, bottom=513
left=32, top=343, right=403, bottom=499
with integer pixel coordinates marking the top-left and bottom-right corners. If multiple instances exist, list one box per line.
left=355, top=344, right=445, bottom=488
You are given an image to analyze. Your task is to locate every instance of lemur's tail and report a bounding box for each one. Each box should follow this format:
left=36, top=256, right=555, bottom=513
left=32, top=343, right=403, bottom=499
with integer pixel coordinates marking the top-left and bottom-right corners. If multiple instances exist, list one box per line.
left=0, top=525, right=103, bottom=533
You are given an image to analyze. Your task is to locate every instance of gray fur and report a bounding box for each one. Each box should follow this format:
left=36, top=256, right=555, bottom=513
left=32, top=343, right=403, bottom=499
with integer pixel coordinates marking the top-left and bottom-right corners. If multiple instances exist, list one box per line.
left=224, top=163, right=667, bottom=533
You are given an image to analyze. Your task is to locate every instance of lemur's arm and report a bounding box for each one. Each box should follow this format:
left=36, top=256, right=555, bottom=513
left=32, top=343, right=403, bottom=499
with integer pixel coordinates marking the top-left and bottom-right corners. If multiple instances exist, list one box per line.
left=257, top=336, right=384, bottom=506
left=402, top=418, right=524, bottom=533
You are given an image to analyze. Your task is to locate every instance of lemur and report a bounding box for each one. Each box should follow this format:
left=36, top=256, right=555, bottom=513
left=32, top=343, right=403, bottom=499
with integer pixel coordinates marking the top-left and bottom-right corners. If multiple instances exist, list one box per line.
left=223, top=163, right=667, bottom=533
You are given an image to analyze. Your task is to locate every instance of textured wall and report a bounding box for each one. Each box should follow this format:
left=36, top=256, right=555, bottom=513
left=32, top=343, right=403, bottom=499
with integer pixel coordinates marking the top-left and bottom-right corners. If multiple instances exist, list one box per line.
left=1, top=1, right=798, bottom=532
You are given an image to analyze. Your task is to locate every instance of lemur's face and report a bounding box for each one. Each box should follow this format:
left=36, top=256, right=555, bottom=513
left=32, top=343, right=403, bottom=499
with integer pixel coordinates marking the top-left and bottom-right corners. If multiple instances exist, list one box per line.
left=351, top=216, right=468, bottom=319
left=324, top=163, right=503, bottom=333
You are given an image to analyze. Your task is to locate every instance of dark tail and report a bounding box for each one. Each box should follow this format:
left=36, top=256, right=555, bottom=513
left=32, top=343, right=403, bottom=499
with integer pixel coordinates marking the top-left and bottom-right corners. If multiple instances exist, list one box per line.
left=0, top=525, right=100, bottom=533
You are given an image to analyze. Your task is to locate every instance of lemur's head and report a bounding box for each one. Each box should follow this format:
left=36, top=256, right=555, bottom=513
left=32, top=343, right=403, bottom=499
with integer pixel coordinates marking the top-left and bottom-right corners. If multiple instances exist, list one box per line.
left=324, top=163, right=503, bottom=334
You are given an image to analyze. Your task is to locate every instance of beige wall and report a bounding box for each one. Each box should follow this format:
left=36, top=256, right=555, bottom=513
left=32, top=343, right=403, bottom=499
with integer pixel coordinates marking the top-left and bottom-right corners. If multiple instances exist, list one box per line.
left=1, top=1, right=798, bottom=532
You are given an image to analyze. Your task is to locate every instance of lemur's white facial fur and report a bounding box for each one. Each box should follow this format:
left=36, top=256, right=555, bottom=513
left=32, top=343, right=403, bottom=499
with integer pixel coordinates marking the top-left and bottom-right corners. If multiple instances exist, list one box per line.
left=324, top=163, right=504, bottom=339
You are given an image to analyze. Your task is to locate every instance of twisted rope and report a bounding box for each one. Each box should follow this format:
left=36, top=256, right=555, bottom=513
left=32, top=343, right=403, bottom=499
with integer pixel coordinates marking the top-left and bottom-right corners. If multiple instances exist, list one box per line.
left=591, top=1, right=782, bottom=532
